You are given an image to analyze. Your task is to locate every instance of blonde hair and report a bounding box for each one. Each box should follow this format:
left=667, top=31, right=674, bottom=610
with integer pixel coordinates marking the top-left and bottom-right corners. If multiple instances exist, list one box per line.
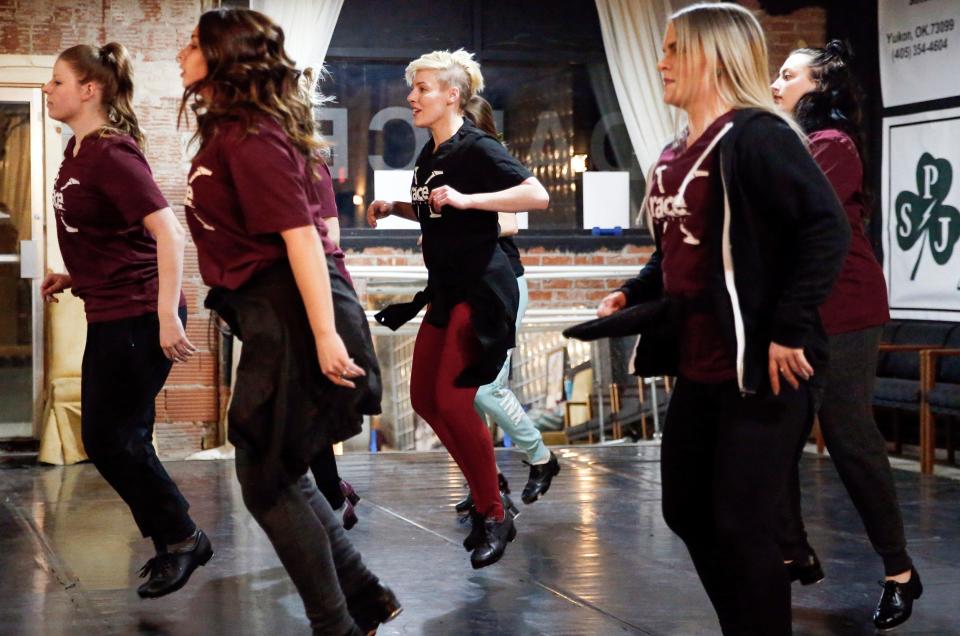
left=404, top=49, right=484, bottom=110
left=669, top=2, right=804, bottom=141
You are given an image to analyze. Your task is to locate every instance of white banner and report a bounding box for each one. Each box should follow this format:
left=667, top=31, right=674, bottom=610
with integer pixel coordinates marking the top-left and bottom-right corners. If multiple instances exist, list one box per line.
left=882, top=107, right=960, bottom=322
left=878, top=0, right=960, bottom=108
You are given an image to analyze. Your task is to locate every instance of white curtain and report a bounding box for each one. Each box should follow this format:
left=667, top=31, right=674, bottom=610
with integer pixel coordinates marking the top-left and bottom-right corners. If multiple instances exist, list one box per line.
left=595, top=0, right=675, bottom=172
left=249, top=0, right=344, bottom=74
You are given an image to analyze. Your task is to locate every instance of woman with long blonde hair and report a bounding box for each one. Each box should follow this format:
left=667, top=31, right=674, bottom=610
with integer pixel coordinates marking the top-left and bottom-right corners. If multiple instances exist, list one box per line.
left=178, top=8, right=398, bottom=634
left=595, top=4, right=848, bottom=633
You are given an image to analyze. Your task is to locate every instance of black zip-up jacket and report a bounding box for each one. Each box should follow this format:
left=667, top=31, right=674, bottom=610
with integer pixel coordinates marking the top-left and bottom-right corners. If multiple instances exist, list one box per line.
left=618, top=108, right=851, bottom=394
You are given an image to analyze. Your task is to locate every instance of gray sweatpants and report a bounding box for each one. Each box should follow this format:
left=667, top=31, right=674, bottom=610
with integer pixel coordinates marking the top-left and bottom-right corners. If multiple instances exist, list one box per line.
left=236, top=449, right=375, bottom=635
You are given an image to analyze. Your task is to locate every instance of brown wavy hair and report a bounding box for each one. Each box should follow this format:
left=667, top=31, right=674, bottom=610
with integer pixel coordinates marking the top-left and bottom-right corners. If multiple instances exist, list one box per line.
left=58, top=43, right=144, bottom=148
left=178, top=8, right=324, bottom=172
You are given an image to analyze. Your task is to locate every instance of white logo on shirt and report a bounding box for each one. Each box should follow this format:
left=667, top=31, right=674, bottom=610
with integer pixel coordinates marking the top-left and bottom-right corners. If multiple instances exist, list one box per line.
left=647, top=167, right=708, bottom=246
left=412, top=169, right=444, bottom=218
left=53, top=177, right=80, bottom=233
left=646, top=123, right=733, bottom=247
left=185, top=166, right=215, bottom=231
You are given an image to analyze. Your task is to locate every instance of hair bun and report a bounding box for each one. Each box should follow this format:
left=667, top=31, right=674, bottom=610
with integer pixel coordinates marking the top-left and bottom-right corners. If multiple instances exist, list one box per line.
left=823, top=39, right=849, bottom=61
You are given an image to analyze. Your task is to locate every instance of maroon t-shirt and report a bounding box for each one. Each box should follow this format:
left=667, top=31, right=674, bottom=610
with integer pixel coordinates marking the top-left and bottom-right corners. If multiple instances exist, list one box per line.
left=314, top=163, right=352, bottom=286
left=648, top=112, right=736, bottom=383
left=53, top=133, right=177, bottom=322
left=184, top=118, right=341, bottom=290
left=809, top=130, right=889, bottom=335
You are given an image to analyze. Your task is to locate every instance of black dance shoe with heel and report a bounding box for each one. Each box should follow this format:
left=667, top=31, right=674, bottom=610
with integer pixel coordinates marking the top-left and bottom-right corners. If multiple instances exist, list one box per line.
left=338, top=480, right=361, bottom=530
left=469, top=512, right=517, bottom=569
left=463, top=493, right=519, bottom=551
left=454, top=473, right=510, bottom=515
left=520, top=452, right=561, bottom=504
left=137, top=529, right=214, bottom=599
left=873, top=567, right=922, bottom=631
left=786, top=550, right=824, bottom=586
left=348, top=580, right=403, bottom=636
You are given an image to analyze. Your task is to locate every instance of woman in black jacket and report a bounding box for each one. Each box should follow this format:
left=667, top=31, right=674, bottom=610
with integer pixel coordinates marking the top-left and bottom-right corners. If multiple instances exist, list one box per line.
left=595, top=4, right=848, bottom=634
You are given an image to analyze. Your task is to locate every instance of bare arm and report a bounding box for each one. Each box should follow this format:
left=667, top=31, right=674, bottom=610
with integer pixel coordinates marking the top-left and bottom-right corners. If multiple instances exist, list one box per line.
left=428, top=177, right=549, bottom=213
left=497, top=211, right=519, bottom=237
left=325, top=216, right=341, bottom=247
left=366, top=200, right=417, bottom=227
left=281, top=225, right=364, bottom=387
left=143, top=207, right=196, bottom=363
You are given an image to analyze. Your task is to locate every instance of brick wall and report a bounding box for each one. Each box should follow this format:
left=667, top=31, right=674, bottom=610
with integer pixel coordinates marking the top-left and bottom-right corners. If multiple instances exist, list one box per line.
left=1, top=0, right=218, bottom=457
left=737, top=0, right=827, bottom=77
left=345, top=245, right=653, bottom=310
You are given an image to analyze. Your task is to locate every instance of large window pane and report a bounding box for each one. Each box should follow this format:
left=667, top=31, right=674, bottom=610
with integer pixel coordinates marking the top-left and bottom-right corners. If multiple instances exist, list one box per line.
left=318, top=59, right=643, bottom=230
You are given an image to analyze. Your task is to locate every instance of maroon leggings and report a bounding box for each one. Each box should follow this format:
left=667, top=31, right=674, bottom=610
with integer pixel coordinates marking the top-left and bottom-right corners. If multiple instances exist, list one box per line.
left=411, top=302, right=504, bottom=521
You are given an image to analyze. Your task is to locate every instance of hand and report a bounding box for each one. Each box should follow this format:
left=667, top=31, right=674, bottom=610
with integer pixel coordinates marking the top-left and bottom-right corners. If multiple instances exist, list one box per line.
left=316, top=331, right=366, bottom=388
left=159, top=313, right=197, bottom=363
left=428, top=185, right=472, bottom=213
left=41, top=272, right=72, bottom=303
left=366, top=200, right=393, bottom=228
left=768, top=342, right=814, bottom=395
left=597, top=291, right=627, bottom=317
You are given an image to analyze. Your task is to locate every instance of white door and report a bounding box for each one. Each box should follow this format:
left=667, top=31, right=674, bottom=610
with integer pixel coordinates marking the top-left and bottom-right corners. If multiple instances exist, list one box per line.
left=0, top=86, right=45, bottom=439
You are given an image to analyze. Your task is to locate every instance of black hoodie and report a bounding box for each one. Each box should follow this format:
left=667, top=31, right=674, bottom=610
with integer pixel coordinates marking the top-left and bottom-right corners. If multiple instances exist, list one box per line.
left=617, top=109, right=850, bottom=394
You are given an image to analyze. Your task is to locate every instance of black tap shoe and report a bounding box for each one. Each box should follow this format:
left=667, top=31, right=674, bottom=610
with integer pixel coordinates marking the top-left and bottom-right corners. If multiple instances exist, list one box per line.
left=349, top=581, right=403, bottom=635
left=469, top=513, right=517, bottom=570
left=873, top=567, right=922, bottom=631
left=137, top=529, right=214, bottom=599
left=786, top=550, right=824, bottom=586
left=521, top=452, right=561, bottom=504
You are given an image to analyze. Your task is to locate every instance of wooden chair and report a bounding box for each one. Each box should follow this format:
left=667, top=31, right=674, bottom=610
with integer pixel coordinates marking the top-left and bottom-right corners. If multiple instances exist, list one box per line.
left=562, top=365, right=594, bottom=432
left=919, top=325, right=960, bottom=473
left=873, top=321, right=952, bottom=465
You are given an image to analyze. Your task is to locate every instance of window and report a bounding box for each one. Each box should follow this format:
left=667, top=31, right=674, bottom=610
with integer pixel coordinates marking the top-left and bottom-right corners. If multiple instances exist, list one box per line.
left=319, top=0, right=644, bottom=232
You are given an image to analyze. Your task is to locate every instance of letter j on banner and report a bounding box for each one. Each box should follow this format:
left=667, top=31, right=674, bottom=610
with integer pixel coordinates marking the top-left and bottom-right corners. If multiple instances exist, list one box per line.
left=882, top=107, right=960, bottom=321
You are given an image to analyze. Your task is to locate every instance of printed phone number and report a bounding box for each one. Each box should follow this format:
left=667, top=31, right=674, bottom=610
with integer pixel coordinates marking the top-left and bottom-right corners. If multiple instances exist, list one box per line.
left=892, top=38, right=949, bottom=60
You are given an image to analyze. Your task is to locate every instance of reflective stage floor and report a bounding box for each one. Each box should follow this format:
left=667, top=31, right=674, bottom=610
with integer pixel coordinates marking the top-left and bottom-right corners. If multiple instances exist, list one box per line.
left=1, top=445, right=958, bottom=635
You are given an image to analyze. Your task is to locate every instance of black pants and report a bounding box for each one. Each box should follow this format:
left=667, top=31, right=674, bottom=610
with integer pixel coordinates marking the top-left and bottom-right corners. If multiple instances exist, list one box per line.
left=236, top=448, right=374, bottom=636
left=81, top=308, right=195, bottom=547
left=780, top=326, right=912, bottom=576
left=661, top=378, right=813, bottom=636
left=311, top=445, right=345, bottom=510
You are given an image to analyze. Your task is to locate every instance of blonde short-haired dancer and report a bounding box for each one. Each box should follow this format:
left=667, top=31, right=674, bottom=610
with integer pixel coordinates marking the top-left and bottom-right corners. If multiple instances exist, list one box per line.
left=369, top=49, right=549, bottom=569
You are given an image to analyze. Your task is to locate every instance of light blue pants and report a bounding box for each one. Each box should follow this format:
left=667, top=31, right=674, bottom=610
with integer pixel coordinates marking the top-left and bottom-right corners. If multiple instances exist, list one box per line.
left=474, top=276, right=551, bottom=465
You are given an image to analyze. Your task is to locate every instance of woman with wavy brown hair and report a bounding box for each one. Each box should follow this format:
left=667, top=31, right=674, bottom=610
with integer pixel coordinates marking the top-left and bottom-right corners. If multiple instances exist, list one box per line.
left=41, top=42, right=211, bottom=599
left=177, top=8, right=398, bottom=635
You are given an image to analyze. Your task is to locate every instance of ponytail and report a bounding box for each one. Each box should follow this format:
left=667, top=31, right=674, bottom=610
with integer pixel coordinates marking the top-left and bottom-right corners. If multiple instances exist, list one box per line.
left=58, top=43, right=145, bottom=148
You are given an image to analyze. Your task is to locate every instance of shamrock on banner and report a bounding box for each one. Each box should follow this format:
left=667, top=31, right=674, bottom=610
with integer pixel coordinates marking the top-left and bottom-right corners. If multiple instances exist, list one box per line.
left=895, top=152, right=960, bottom=281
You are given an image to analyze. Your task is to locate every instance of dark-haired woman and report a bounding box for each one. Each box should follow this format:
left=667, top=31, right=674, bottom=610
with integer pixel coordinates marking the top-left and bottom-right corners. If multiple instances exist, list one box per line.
left=41, top=43, right=211, bottom=598
left=177, top=9, right=398, bottom=635
left=772, top=41, right=920, bottom=630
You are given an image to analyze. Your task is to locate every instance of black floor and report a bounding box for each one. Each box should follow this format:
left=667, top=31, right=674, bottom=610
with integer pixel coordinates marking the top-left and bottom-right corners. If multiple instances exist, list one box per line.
left=1, top=446, right=958, bottom=635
